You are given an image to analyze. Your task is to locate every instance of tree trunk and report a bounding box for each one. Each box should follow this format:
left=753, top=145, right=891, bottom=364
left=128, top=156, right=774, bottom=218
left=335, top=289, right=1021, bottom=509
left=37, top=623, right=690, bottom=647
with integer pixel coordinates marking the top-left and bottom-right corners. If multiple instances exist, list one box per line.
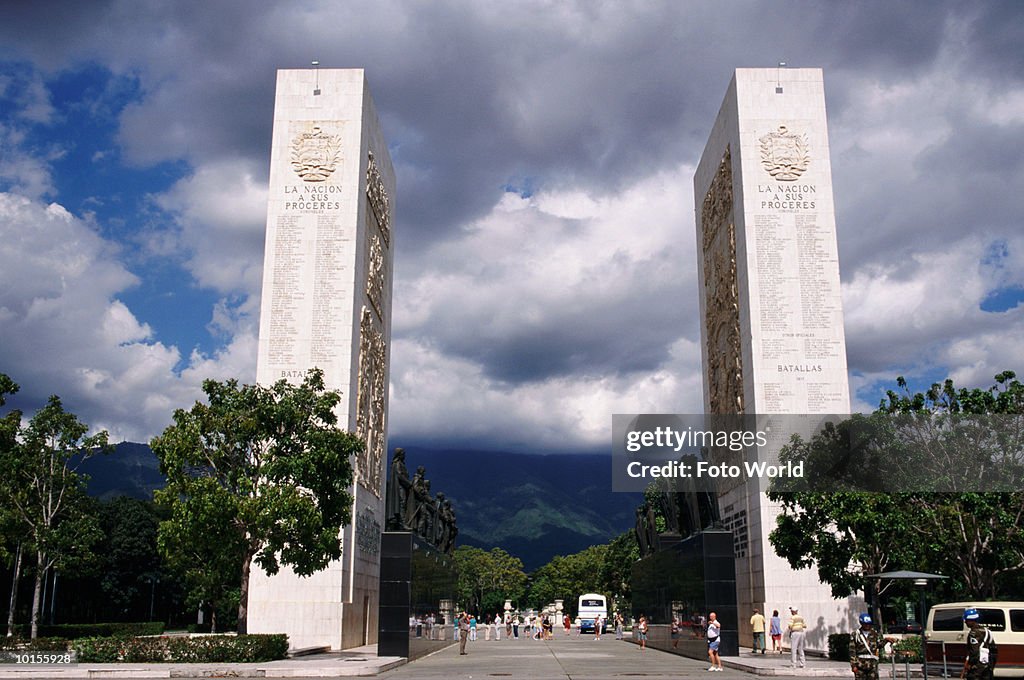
left=29, top=551, right=45, bottom=640
left=6, top=543, right=22, bottom=637
left=237, top=555, right=252, bottom=634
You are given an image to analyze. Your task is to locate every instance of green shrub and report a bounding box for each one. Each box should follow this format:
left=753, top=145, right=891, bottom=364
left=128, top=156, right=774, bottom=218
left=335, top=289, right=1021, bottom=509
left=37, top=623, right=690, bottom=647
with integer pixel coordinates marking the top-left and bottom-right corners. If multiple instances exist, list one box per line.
left=0, top=637, right=69, bottom=652
left=72, top=634, right=289, bottom=663
left=828, top=633, right=851, bottom=661
left=882, top=636, right=923, bottom=663
left=25, top=637, right=70, bottom=652
left=39, top=622, right=164, bottom=639
left=73, top=637, right=122, bottom=663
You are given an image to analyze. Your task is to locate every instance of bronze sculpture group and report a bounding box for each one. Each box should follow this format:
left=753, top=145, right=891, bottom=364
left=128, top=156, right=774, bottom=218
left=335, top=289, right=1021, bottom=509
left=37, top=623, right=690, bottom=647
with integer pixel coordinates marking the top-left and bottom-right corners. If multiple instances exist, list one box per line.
left=385, top=448, right=457, bottom=554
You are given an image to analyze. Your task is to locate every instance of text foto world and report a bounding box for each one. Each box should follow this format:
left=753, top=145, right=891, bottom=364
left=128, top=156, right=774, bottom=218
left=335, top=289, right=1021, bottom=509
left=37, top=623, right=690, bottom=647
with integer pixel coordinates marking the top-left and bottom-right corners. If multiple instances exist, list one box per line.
left=626, top=460, right=805, bottom=479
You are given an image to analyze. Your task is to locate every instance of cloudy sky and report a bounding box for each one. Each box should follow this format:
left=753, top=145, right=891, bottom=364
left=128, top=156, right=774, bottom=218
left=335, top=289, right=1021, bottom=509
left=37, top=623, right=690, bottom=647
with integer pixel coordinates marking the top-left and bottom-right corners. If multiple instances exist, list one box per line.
left=1, top=1, right=1022, bottom=453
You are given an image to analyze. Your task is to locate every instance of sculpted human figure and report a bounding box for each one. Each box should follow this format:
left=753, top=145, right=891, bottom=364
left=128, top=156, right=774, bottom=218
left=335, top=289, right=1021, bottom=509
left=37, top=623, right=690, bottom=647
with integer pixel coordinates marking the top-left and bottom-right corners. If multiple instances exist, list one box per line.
left=404, top=465, right=426, bottom=530
left=442, top=500, right=458, bottom=555
left=644, top=502, right=660, bottom=553
left=416, top=479, right=433, bottom=538
left=385, top=448, right=412, bottom=530
left=635, top=505, right=650, bottom=556
left=433, top=492, right=448, bottom=548
left=659, top=490, right=681, bottom=535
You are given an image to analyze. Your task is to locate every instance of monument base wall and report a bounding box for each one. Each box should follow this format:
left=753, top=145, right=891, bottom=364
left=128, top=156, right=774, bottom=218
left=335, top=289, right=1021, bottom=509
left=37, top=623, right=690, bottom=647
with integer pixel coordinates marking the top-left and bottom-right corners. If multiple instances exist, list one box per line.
left=631, top=530, right=738, bottom=658
left=724, top=484, right=865, bottom=652
left=378, top=532, right=457, bottom=660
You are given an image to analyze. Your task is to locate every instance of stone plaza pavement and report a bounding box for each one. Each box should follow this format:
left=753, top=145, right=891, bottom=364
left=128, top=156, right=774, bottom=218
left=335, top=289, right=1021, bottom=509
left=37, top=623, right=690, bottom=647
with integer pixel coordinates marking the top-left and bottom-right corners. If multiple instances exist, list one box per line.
left=0, top=637, right=872, bottom=679
left=377, top=635, right=862, bottom=680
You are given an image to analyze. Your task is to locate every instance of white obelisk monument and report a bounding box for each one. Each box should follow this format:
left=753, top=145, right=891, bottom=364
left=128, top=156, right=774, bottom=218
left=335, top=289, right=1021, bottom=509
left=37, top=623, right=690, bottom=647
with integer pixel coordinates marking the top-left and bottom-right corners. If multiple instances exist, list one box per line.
left=249, top=68, right=395, bottom=650
left=695, top=67, right=862, bottom=650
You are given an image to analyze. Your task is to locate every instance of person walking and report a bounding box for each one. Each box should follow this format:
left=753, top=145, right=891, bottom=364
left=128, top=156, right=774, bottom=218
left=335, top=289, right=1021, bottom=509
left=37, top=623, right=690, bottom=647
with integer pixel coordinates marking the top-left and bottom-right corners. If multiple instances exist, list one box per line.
left=671, top=616, right=680, bottom=649
left=965, top=608, right=998, bottom=680
left=770, top=609, right=783, bottom=653
left=458, top=612, right=471, bottom=655
left=469, top=614, right=477, bottom=641
left=707, top=611, right=723, bottom=671
left=564, top=613, right=571, bottom=635
left=638, top=615, right=649, bottom=650
left=505, top=612, right=512, bottom=640
left=512, top=613, right=520, bottom=640
left=615, top=612, right=624, bottom=640
left=594, top=614, right=603, bottom=640
left=788, top=606, right=806, bottom=668
left=850, top=613, right=892, bottom=680
left=751, top=608, right=767, bottom=654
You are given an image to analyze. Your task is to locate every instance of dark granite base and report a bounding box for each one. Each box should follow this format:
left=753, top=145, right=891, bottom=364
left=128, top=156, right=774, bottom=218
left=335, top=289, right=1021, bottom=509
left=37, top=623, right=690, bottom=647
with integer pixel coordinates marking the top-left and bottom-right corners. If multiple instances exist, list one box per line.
left=631, top=530, right=738, bottom=659
left=378, top=532, right=457, bottom=660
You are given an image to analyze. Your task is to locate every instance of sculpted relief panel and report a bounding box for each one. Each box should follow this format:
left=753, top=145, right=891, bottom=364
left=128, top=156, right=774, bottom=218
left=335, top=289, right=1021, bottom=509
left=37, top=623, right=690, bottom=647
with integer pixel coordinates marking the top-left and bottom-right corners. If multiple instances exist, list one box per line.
left=366, top=150, right=391, bottom=246
left=702, top=147, right=744, bottom=415
left=366, top=231, right=385, bottom=321
left=290, top=125, right=343, bottom=183
left=356, top=307, right=387, bottom=496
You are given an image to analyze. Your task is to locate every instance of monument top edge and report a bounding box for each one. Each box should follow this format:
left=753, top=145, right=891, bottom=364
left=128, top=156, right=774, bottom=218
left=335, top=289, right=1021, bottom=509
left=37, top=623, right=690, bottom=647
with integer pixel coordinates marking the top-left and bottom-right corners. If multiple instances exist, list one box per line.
left=732, top=66, right=823, bottom=80
left=277, top=67, right=366, bottom=75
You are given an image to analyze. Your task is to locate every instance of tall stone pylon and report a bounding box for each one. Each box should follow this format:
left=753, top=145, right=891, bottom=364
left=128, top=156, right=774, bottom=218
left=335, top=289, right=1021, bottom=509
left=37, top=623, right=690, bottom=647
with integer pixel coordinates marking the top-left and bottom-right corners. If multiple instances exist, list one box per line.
left=695, top=68, right=862, bottom=651
left=249, top=68, right=395, bottom=650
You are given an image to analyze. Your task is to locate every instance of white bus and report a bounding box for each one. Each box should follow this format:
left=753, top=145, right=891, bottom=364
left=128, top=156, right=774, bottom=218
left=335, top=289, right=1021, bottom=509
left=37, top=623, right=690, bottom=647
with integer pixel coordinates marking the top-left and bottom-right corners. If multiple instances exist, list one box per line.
left=578, top=593, right=608, bottom=634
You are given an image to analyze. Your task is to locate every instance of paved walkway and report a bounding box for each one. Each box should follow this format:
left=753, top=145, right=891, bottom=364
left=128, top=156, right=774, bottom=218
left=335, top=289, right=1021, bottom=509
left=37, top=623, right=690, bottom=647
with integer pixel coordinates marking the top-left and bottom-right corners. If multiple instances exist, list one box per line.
left=377, top=635, right=864, bottom=680
left=0, top=637, right=926, bottom=679
left=0, top=644, right=403, bottom=678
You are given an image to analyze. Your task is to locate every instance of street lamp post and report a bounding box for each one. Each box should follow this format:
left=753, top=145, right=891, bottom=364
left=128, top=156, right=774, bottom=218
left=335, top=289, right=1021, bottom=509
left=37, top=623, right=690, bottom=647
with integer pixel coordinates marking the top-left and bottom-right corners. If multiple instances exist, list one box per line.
left=914, top=578, right=930, bottom=680
left=865, top=570, right=948, bottom=680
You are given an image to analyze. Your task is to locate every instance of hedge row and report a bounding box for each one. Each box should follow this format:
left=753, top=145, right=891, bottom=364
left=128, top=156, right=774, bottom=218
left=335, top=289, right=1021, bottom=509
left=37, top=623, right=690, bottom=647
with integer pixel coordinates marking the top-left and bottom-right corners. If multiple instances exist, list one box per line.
left=10, top=622, right=165, bottom=640
left=0, top=637, right=70, bottom=651
left=828, top=633, right=851, bottom=661
left=827, top=633, right=923, bottom=663
left=73, top=634, right=289, bottom=663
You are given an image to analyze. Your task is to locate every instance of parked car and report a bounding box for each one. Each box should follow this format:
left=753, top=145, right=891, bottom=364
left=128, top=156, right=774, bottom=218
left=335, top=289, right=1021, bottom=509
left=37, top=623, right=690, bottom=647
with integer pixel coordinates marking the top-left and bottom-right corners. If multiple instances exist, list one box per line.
left=886, top=620, right=923, bottom=634
left=925, top=601, right=1024, bottom=677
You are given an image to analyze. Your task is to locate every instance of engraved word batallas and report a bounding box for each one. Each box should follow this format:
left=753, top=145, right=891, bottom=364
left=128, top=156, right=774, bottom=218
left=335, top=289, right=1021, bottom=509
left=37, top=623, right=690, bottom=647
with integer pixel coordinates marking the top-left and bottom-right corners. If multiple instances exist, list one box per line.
left=290, top=125, right=343, bottom=182
left=759, top=125, right=810, bottom=181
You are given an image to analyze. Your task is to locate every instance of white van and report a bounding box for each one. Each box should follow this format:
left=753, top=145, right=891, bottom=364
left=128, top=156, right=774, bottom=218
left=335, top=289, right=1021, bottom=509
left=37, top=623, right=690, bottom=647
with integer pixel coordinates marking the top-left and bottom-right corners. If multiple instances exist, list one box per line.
left=578, top=593, right=608, bottom=634
left=925, top=602, right=1024, bottom=677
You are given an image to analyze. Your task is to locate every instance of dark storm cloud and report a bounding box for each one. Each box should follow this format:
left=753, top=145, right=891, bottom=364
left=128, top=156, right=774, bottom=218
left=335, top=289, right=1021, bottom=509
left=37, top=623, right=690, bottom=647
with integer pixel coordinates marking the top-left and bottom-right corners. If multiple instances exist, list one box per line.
left=3, top=0, right=1023, bottom=446
left=0, top=1, right=983, bottom=254
left=431, top=255, right=693, bottom=383
left=962, top=2, right=1024, bottom=81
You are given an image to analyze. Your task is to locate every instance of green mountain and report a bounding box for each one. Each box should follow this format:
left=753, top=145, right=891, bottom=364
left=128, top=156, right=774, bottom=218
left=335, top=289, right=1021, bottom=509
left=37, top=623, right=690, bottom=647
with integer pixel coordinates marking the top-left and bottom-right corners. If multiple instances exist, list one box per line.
left=83, top=443, right=640, bottom=571
left=400, top=448, right=641, bottom=570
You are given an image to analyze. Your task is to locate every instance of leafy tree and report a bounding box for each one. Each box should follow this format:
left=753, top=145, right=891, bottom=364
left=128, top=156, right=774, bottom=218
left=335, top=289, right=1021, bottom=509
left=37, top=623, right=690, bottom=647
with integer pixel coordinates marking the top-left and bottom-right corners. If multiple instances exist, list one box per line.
left=879, top=372, right=1024, bottom=598
left=152, top=369, right=363, bottom=634
left=0, top=374, right=20, bottom=560
left=99, top=497, right=164, bottom=619
left=1, top=373, right=23, bottom=636
left=767, top=490, right=918, bottom=605
left=454, top=546, right=527, bottom=614
left=599, top=530, right=639, bottom=611
left=769, top=371, right=1024, bottom=603
left=528, top=544, right=608, bottom=615
left=0, top=393, right=107, bottom=638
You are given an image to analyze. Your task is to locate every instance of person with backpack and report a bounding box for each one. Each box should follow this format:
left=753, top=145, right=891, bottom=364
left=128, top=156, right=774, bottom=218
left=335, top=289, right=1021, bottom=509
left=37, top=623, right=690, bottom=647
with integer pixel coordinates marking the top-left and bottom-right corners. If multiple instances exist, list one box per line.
left=965, top=608, right=998, bottom=680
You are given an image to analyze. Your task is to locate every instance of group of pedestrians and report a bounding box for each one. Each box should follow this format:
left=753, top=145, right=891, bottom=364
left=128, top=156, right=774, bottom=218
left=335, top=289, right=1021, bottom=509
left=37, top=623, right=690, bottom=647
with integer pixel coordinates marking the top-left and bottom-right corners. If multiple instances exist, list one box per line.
left=457, top=609, right=620, bottom=654
left=746, top=607, right=787, bottom=656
